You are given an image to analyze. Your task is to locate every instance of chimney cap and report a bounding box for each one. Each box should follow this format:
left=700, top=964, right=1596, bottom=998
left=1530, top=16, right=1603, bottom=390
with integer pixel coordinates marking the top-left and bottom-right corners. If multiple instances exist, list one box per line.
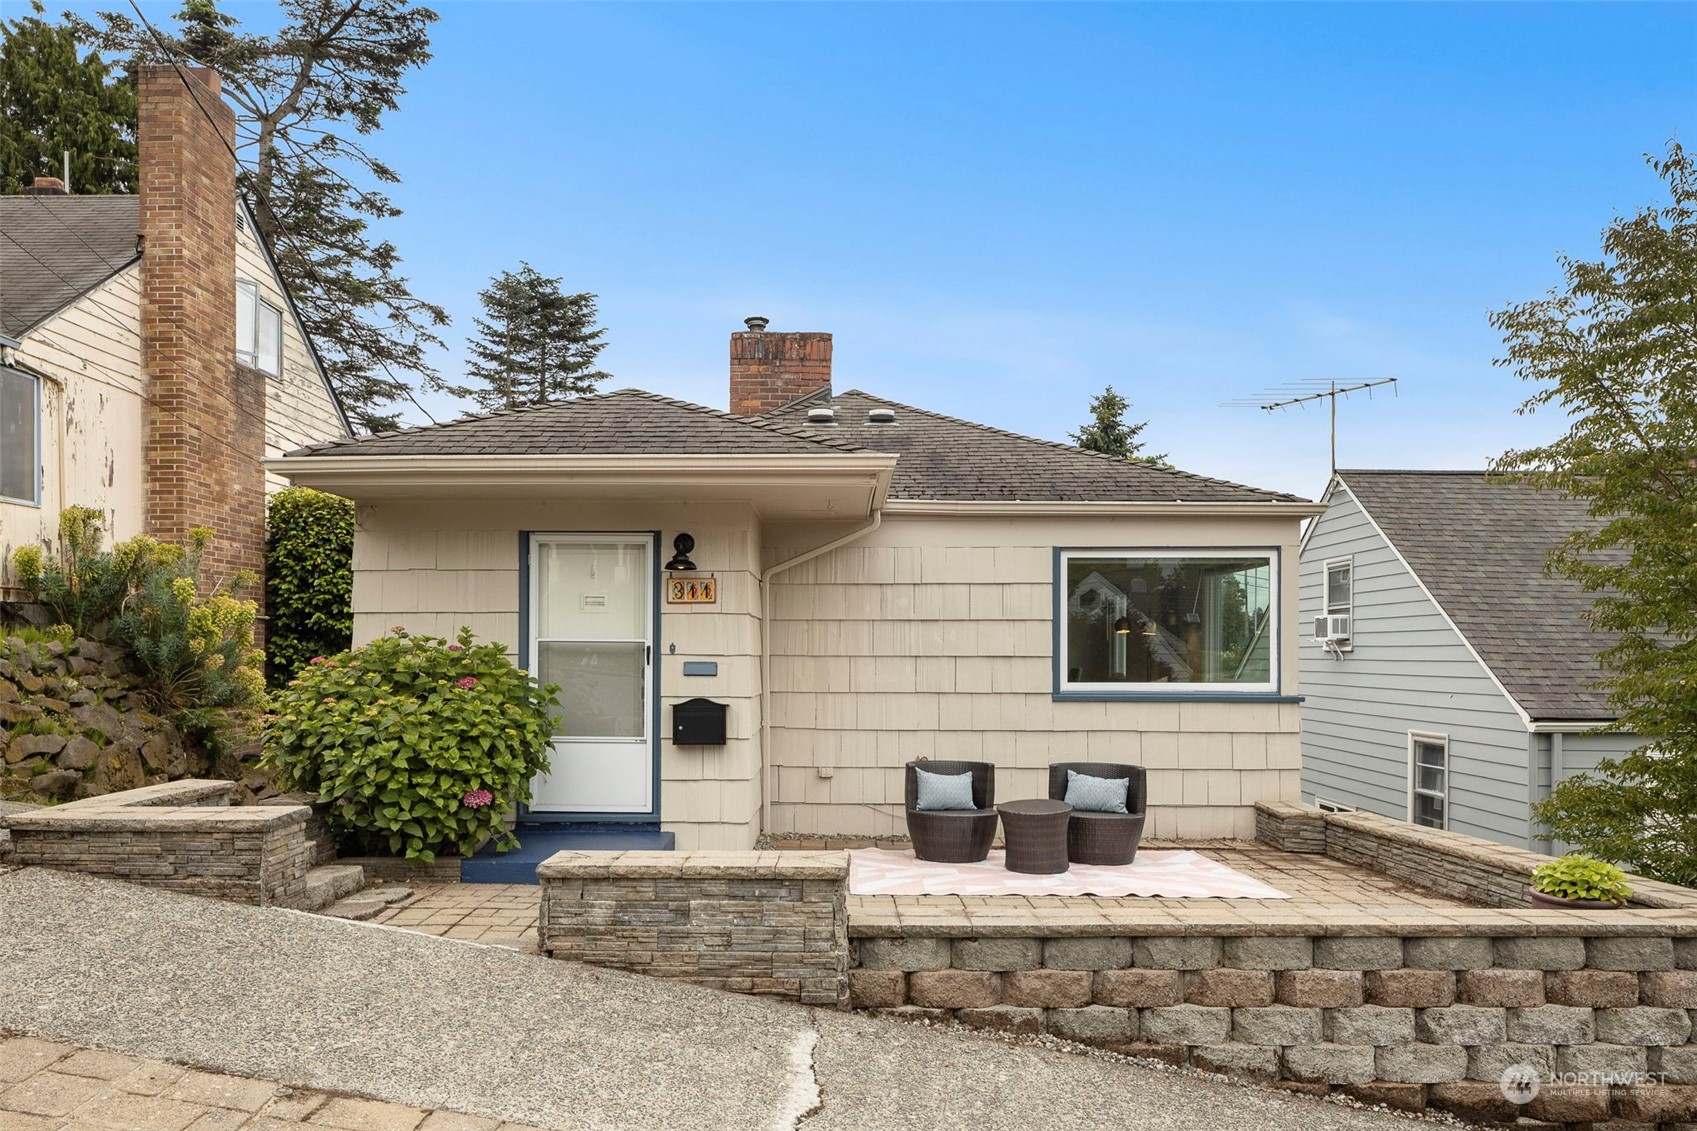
left=743, top=315, right=770, bottom=332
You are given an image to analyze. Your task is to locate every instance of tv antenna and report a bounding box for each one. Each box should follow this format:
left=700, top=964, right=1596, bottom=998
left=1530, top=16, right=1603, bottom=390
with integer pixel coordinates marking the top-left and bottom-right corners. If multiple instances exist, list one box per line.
left=1222, top=378, right=1398, bottom=474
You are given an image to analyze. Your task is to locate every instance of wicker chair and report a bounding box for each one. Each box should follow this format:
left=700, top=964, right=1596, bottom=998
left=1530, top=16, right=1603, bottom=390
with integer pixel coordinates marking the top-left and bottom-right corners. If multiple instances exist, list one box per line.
left=1048, top=762, right=1147, bottom=866
left=904, top=760, right=998, bottom=863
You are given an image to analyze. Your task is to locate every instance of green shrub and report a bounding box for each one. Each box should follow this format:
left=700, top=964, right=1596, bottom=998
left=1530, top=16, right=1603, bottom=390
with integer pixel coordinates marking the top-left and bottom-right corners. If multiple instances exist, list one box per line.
left=263, top=627, right=559, bottom=861
left=12, top=512, right=264, bottom=762
left=11, top=506, right=151, bottom=636
left=111, top=526, right=265, bottom=731
left=1530, top=852, right=1634, bottom=904
left=265, top=486, right=354, bottom=689
left=1532, top=745, right=1697, bottom=888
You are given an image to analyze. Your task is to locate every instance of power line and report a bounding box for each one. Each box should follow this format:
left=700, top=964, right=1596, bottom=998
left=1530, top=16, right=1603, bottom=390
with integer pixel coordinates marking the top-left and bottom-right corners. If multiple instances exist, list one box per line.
left=122, top=0, right=440, bottom=429
left=2, top=229, right=302, bottom=456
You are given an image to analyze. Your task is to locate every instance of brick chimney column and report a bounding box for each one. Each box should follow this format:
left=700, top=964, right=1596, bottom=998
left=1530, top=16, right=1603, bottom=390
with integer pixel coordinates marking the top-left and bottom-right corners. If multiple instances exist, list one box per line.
left=729, top=319, right=832, bottom=414
left=138, top=65, right=265, bottom=596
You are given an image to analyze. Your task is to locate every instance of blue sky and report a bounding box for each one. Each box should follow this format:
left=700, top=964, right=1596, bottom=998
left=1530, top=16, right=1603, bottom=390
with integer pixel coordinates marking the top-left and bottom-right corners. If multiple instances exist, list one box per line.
left=123, top=2, right=1697, bottom=497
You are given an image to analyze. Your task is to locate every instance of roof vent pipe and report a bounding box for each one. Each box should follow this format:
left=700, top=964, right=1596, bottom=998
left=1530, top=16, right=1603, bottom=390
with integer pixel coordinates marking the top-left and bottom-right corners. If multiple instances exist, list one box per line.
left=806, top=406, right=836, bottom=424
left=867, top=408, right=896, bottom=424
left=744, top=315, right=770, bottom=332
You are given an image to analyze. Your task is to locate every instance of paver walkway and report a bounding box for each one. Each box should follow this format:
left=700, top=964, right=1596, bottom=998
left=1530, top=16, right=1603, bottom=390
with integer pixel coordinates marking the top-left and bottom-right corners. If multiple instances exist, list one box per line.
left=0, top=1036, right=548, bottom=1131
left=368, top=883, right=537, bottom=949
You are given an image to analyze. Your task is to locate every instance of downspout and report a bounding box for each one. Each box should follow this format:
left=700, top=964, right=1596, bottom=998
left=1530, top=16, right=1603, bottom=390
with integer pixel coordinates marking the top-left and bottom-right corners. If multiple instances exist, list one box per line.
left=758, top=508, right=883, bottom=836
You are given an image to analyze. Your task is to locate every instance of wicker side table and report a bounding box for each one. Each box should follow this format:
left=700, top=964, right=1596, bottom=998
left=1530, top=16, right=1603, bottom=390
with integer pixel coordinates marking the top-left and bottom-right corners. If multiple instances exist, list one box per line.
left=996, top=799, right=1072, bottom=874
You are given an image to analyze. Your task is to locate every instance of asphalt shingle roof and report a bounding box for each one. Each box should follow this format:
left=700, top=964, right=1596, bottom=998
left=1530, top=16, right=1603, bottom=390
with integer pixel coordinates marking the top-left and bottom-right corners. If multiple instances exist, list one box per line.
left=1339, top=469, right=1620, bottom=722
left=293, top=385, right=1302, bottom=506
left=288, top=388, right=870, bottom=457
left=0, top=195, right=140, bottom=337
left=764, top=389, right=1301, bottom=503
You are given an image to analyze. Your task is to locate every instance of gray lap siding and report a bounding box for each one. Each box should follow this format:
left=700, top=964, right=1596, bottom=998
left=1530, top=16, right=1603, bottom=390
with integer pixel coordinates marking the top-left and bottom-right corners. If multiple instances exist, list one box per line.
left=1299, top=487, right=1537, bottom=848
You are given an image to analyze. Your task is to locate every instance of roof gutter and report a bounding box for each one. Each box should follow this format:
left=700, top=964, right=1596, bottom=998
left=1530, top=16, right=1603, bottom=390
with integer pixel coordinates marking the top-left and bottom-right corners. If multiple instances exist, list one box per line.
left=757, top=508, right=885, bottom=837
left=881, top=499, right=1324, bottom=518
left=267, top=452, right=899, bottom=491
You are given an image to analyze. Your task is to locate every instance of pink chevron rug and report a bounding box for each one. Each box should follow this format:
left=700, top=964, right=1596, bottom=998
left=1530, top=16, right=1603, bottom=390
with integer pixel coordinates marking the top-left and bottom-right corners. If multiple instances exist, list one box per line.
left=846, top=848, right=1290, bottom=899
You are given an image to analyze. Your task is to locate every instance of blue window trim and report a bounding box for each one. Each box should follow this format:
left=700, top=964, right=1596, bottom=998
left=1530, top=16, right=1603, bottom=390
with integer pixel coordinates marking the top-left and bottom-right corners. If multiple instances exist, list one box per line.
left=1051, top=545, right=1289, bottom=703
left=517, top=530, right=663, bottom=825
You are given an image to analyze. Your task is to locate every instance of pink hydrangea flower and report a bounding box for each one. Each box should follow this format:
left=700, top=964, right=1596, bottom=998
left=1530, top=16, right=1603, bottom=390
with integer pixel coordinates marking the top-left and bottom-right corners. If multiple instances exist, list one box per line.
left=309, top=656, right=327, bottom=665
left=456, top=675, right=478, bottom=690
left=462, top=789, right=494, bottom=809
left=447, top=644, right=464, bottom=653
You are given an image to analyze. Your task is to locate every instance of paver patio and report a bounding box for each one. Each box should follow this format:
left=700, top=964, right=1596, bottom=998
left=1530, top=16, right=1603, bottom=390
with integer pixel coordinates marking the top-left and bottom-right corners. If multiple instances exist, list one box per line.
left=364, top=839, right=1474, bottom=952
left=0, top=1036, right=551, bottom=1131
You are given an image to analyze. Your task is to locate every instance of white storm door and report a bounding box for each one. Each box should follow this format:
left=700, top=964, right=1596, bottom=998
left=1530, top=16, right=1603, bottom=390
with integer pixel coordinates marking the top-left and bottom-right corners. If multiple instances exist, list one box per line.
left=528, top=534, right=654, bottom=814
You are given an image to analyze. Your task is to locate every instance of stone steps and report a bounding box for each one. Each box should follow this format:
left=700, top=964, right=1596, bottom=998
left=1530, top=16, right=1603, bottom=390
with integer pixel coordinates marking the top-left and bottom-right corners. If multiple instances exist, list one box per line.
left=300, top=863, right=366, bottom=911
left=322, top=884, right=414, bottom=922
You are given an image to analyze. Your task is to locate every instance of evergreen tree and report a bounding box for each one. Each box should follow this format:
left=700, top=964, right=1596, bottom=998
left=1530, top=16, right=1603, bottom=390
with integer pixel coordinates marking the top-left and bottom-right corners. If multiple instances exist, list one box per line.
left=70, top=0, right=445, bottom=433
left=1069, top=385, right=1167, bottom=465
left=0, top=3, right=135, bottom=194
left=1496, top=142, right=1697, bottom=885
left=440, top=264, right=612, bottom=412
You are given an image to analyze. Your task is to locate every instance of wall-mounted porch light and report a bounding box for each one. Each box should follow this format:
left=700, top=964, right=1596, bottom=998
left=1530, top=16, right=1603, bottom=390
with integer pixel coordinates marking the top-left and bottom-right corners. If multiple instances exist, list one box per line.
left=664, top=532, right=698, bottom=571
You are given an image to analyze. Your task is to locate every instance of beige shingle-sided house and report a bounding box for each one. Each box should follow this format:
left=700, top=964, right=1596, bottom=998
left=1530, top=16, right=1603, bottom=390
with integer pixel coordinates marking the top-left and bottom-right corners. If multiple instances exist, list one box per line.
left=272, top=322, right=1322, bottom=850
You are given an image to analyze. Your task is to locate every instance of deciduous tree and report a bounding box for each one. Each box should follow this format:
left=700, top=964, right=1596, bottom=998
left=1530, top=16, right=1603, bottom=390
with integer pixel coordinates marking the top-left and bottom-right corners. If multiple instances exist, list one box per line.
left=1495, top=142, right=1697, bottom=884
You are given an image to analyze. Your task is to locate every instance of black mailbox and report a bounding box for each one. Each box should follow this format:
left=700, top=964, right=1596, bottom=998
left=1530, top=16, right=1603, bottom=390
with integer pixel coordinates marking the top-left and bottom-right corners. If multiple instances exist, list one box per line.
left=672, top=697, right=727, bottom=746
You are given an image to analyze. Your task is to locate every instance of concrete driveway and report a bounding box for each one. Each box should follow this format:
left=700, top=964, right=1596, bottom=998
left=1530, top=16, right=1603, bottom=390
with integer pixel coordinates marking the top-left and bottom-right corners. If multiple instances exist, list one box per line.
left=0, top=867, right=1448, bottom=1131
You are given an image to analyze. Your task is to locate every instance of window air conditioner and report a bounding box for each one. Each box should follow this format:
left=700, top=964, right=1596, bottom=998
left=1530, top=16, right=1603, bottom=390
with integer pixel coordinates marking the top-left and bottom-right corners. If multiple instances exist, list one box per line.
left=1313, top=614, right=1351, bottom=643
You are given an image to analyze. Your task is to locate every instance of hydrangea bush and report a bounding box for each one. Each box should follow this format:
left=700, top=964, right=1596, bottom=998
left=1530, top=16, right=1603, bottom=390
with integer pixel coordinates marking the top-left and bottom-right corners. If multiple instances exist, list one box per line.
left=264, top=627, right=559, bottom=860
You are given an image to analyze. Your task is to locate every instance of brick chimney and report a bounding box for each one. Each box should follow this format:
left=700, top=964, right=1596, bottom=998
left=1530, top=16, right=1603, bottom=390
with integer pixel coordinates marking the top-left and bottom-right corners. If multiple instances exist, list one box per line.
left=137, top=65, right=266, bottom=596
left=21, top=177, right=68, bottom=195
left=729, top=317, right=832, bottom=415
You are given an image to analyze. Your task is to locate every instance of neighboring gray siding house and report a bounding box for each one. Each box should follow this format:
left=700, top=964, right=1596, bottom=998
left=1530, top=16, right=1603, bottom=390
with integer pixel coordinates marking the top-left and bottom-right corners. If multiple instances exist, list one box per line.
left=1298, top=470, right=1640, bottom=852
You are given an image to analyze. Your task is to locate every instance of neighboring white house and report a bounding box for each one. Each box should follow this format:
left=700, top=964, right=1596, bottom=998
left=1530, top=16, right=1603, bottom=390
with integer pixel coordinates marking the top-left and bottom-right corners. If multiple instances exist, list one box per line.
left=273, top=320, right=1323, bottom=851
left=1298, top=469, right=1642, bottom=852
left=0, top=64, right=348, bottom=590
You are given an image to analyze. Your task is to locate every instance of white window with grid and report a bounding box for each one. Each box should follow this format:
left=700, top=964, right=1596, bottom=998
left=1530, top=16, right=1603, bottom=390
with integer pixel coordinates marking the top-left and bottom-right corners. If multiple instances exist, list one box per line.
left=1409, top=732, right=1448, bottom=830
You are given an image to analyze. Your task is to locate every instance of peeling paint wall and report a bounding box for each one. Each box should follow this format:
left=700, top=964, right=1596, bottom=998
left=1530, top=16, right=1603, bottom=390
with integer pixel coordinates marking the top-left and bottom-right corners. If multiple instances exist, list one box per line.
left=2, top=206, right=347, bottom=589
left=4, top=267, right=148, bottom=584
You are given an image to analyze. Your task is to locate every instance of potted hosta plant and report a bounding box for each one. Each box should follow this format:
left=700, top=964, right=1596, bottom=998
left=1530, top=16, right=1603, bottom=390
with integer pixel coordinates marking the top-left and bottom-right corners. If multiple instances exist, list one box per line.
left=1528, top=852, right=1633, bottom=909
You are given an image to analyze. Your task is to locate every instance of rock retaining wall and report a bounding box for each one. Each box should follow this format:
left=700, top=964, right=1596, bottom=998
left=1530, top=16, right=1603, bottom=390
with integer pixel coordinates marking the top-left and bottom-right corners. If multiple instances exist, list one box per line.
left=847, top=920, right=1697, bottom=1121
left=1, top=780, right=320, bottom=907
left=1253, top=800, right=1697, bottom=911
left=0, top=637, right=206, bottom=804
left=538, top=850, right=849, bottom=1007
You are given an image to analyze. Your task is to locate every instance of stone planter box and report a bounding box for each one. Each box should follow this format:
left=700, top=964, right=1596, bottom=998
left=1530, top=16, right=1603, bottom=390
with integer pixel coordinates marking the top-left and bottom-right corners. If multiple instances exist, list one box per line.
left=538, top=850, right=849, bottom=1007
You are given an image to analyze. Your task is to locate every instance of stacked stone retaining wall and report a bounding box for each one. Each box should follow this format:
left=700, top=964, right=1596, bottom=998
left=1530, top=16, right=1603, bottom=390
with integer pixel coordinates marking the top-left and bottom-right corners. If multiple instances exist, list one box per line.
left=538, top=850, right=848, bottom=1007
left=1, top=780, right=318, bottom=907
left=847, top=921, right=1697, bottom=1121
left=1252, top=801, right=1697, bottom=911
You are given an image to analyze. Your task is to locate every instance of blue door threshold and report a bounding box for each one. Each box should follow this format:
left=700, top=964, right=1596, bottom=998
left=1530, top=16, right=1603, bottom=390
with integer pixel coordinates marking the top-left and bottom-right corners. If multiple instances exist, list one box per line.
left=460, top=823, right=676, bottom=884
